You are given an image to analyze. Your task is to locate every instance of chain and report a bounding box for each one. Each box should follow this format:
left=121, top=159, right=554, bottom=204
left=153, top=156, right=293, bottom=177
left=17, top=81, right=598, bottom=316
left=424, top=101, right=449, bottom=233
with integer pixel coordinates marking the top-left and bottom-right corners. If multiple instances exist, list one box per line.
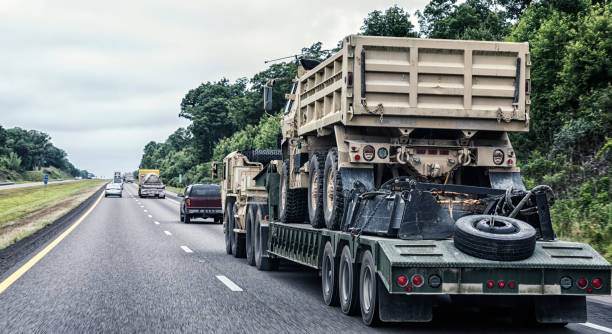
left=361, top=99, right=384, bottom=123
left=351, top=195, right=387, bottom=243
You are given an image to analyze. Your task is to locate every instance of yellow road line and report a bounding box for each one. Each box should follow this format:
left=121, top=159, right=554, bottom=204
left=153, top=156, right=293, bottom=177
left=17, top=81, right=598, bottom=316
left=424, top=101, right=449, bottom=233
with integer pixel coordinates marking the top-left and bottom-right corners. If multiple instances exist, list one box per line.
left=0, top=190, right=105, bottom=294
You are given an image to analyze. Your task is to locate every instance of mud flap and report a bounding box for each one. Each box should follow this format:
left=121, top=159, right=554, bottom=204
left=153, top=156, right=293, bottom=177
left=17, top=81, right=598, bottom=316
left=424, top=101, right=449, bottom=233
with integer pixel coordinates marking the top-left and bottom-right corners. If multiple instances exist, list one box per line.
left=534, top=296, right=586, bottom=323
left=340, top=168, right=374, bottom=194
left=489, top=171, right=526, bottom=191
left=377, top=276, right=432, bottom=322
left=259, top=221, right=273, bottom=260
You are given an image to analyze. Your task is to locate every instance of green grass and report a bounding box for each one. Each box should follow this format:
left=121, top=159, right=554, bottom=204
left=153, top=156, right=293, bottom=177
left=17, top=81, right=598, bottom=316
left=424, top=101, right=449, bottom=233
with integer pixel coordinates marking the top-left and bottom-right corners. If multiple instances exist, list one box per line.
left=165, top=186, right=185, bottom=195
left=0, top=179, right=105, bottom=227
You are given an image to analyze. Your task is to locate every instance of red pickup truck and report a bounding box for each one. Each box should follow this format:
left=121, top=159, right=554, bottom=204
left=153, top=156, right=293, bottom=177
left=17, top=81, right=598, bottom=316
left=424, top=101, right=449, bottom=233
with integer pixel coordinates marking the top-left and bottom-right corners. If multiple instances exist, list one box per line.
left=179, top=184, right=222, bottom=224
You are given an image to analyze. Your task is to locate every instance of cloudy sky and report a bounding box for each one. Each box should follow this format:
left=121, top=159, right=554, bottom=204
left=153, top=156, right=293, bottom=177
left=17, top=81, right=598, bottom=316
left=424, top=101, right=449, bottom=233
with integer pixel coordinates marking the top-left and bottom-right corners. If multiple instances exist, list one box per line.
left=0, top=0, right=428, bottom=178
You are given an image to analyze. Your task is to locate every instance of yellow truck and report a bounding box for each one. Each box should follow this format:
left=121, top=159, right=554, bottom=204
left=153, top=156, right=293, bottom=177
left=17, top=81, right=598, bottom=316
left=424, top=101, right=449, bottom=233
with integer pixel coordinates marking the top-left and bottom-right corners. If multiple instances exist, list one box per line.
left=137, top=169, right=165, bottom=198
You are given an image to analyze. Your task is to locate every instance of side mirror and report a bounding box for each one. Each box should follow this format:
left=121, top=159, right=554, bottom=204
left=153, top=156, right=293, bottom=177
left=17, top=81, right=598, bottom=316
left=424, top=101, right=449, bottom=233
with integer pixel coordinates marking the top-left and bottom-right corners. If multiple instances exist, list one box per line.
left=264, top=86, right=273, bottom=112
left=211, top=162, right=219, bottom=179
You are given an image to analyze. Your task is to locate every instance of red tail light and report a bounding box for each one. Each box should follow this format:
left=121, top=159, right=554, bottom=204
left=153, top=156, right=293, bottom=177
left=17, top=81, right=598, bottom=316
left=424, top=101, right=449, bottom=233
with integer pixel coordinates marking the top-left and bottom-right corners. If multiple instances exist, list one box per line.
left=577, top=278, right=588, bottom=289
left=592, top=278, right=603, bottom=289
left=439, top=150, right=449, bottom=155
left=498, top=281, right=505, bottom=288
left=354, top=154, right=361, bottom=161
left=486, top=280, right=494, bottom=289
left=428, top=149, right=437, bottom=155
left=416, top=149, right=426, bottom=154
left=186, top=198, right=191, bottom=207
left=508, top=281, right=516, bottom=289
left=412, top=275, right=424, bottom=287
left=397, top=275, right=408, bottom=287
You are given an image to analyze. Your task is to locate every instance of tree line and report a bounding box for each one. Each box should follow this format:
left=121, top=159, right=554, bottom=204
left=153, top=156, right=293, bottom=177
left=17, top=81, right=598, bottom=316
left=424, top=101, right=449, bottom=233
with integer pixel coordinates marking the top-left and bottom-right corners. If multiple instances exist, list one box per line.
left=0, top=125, right=89, bottom=180
left=139, top=1, right=611, bottom=258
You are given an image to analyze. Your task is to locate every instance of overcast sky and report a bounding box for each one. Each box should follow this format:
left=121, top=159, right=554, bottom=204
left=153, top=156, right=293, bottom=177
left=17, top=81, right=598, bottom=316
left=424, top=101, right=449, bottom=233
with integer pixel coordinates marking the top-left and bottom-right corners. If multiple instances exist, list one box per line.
left=0, top=0, right=428, bottom=178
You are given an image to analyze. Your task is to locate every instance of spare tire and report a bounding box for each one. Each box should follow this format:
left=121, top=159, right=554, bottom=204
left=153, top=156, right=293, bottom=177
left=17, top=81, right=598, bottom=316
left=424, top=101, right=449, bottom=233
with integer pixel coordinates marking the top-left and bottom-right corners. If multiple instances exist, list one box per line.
left=454, top=215, right=536, bottom=261
left=240, top=150, right=282, bottom=165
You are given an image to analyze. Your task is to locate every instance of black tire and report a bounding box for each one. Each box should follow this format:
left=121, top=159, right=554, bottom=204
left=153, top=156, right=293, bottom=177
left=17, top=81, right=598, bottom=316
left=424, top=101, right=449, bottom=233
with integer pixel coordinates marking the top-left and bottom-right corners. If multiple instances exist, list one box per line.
left=308, top=151, right=327, bottom=228
left=240, top=150, right=282, bottom=165
left=454, top=215, right=536, bottom=261
left=254, top=206, right=279, bottom=271
left=321, top=242, right=339, bottom=306
left=230, top=203, right=246, bottom=258
left=246, top=205, right=256, bottom=266
left=279, top=159, right=307, bottom=223
left=184, top=213, right=191, bottom=224
left=180, top=209, right=184, bottom=223
left=224, top=201, right=233, bottom=255
left=104, top=194, right=107, bottom=197
left=339, top=245, right=360, bottom=315
left=359, top=250, right=380, bottom=326
left=323, top=148, right=343, bottom=230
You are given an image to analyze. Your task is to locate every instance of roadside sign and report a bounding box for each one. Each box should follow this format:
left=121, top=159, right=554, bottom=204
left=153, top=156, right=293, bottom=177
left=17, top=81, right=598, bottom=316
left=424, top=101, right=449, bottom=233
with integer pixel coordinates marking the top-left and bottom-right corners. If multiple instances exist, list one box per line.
left=44, top=173, right=48, bottom=185
left=179, top=174, right=182, bottom=184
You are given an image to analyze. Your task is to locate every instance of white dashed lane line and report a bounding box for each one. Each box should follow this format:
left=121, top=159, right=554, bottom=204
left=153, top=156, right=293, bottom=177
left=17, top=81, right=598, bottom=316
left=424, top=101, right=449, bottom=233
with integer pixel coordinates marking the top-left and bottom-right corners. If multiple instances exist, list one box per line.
left=154, top=221, right=160, bottom=225
left=163, top=231, right=172, bottom=236
left=180, top=246, right=193, bottom=253
left=144, top=209, right=148, bottom=212
left=148, top=215, right=153, bottom=218
left=580, top=322, right=612, bottom=333
left=216, top=275, right=243, bottom=291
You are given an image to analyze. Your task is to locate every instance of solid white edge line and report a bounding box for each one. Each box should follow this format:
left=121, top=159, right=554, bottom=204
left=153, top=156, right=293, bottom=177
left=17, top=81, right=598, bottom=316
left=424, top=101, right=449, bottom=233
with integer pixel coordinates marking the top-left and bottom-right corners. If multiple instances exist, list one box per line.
left=163, top=230, right=172, bottom=236
left=216, top=275, right=243, bottom=291
left=166, top=198, right=180, bottom=205
left=181, top=246, right=193, bottom=253
left=148, top=214, right=153, bottom=218
left=580, top=322, right=612, bottom=333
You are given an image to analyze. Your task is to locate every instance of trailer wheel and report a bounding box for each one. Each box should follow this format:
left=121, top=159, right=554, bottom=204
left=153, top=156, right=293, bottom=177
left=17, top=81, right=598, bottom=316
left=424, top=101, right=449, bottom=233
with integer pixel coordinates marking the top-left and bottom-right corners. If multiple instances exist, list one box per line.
left=321, top=242, right=339, bottom=306
left=454, top=215, right=536, bottom=261
left=231, top=204, right=246, bottom=258
left=279, top=159, right=307, bottom=223
left=254, top=206, right=279, bottom=271
left=224, top=201, right=233, bottom=254
left=323, top=148, right=343, bottom=230
left=339, top=245, right=359, bottom=315
left=360, top=250, right=380, bottom=326
left=308, top=151, right=327, bottom=228
left=246, top=205, right=256, bottom=266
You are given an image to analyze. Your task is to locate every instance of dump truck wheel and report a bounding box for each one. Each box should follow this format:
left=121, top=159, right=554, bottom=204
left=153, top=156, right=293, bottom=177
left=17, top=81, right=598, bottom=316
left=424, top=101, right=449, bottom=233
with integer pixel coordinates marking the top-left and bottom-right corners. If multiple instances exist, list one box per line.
left=224, top=201, right=233, bottom=254
left=322, top=242, right=339, bottom=306
left=323, top=148, right=343, bottom=230
left=254, top=206, right=278, bottom=271
left=240, top=150, right=282, bottom=165
left=359, top=250, right=380, bottom=326
left=339, top=245, right=359, bottom=315
left=308, top=151, right=327, bottom=228
left=231, top=204, right=246, bottom=258
left=246, top=205, right=256, bottom=266
left=454, top=215, right=536, bottom=261
left=279, top=159, right=307, bottom=223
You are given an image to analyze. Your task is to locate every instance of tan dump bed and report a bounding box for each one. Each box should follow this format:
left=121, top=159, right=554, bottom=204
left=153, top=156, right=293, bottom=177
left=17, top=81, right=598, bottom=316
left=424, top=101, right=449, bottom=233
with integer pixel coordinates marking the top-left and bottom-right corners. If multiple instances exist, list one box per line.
left=296, top=35, right=530, bottom=135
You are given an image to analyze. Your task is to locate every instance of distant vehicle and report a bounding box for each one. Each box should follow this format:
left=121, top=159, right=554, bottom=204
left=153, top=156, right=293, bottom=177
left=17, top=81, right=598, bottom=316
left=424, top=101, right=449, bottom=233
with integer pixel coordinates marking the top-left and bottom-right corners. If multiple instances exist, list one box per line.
left=104, top=183, right=122, bottom=197
left=178, top=184, right=222, bottom=224
left=138, top=169, right=165, bottom=198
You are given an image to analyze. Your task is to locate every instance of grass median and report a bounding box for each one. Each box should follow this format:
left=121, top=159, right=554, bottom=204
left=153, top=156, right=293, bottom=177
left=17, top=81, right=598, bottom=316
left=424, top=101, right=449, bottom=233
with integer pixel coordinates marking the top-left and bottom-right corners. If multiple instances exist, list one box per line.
left=0, top=179, right=106, bottom=249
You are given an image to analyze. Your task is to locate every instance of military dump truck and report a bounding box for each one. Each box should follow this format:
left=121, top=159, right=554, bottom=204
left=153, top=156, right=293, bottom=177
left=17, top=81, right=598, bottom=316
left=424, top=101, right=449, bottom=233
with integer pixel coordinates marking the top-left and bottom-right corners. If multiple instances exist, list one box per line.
left=219, top=35, right=611, bottom=326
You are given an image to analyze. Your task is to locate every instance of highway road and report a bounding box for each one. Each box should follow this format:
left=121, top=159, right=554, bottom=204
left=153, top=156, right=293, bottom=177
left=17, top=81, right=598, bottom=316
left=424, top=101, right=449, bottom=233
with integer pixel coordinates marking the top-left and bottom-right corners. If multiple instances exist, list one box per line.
left=1, top=183, right=611, bottom=333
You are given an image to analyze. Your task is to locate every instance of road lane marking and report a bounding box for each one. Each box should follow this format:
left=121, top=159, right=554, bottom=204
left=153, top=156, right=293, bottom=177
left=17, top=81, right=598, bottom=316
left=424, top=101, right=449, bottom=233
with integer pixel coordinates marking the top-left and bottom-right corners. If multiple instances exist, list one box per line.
left=181, top=246, right=193, bottom=253
left=154, top=221, right=160, bottom=225
left=144, top=209, right=148, bottom=212
left=0, top=190, right=105, bottom=295
left=148, top=215, right=153, bottom=218
left=164, top=230, right=172, bottom=236
left=216, top=275, right=243, bottom=291
left=166, top=198, right=180, bottom=205
left=581, top=323, right=612, bottom=333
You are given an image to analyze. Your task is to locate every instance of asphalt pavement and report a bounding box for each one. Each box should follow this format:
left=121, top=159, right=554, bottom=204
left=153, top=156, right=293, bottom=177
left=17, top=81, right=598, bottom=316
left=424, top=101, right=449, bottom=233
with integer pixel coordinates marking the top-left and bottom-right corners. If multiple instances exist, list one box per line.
left=1, top=183, right=611, bottom=333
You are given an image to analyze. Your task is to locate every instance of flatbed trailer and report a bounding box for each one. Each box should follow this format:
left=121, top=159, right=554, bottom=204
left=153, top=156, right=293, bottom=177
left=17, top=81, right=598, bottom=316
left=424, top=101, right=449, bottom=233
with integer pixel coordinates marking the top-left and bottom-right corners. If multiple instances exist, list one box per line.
left=260, top=220, right=610, bottom=324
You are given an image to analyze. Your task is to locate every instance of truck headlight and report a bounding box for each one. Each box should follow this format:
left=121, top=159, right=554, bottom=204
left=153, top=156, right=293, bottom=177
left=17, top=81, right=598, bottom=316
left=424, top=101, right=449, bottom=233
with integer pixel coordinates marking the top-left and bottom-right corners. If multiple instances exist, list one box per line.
left=493, top=149, right=504, bottom=165
left=363, top=145, right=375, bottom=161
left=377, top=147, right=388, bottom=159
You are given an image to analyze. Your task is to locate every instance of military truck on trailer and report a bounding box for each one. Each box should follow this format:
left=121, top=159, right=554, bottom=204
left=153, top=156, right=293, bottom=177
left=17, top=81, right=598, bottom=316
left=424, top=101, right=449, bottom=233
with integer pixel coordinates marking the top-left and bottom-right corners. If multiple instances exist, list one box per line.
left=219, top=35, right=611, bottom=326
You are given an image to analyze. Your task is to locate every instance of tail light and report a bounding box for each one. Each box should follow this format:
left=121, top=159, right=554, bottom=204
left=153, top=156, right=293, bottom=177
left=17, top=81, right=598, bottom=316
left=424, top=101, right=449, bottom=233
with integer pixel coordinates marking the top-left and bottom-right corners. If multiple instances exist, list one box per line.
left=498, top=281, right=505, bottom=288
left=592, top=278, right=603, bottom=289
left=508, top=281, right=516, bottom=289
left=416, top=149, right=426, bottom=154
left=428, top=149, right=437, bottom=155
left=397, top=275, right=408, bottom=287
left=577, top=278, right=588, bottom=289
left=186, top=198, right=191, bottom=207
left=363, top=145, right=375, bottom=161
left=354, top=154, right=361, bottom=161
left=439, top=150, right=449, bottom=155
left=412, top=274, right=424, bottom=287
left=486, top=280, right=495, bottom=289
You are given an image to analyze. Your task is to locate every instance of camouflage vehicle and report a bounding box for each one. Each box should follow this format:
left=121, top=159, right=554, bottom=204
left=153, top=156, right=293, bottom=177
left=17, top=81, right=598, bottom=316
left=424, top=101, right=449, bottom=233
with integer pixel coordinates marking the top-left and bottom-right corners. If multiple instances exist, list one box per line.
left=223, top=35, right=610, bottom=327
left=212, top=150, right=280, bottom=260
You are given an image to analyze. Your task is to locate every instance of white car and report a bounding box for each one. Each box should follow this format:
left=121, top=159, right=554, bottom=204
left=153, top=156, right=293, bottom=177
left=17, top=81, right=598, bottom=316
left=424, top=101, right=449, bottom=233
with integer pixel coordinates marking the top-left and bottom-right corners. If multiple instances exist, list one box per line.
left=105, top=183, right=122, bottom=197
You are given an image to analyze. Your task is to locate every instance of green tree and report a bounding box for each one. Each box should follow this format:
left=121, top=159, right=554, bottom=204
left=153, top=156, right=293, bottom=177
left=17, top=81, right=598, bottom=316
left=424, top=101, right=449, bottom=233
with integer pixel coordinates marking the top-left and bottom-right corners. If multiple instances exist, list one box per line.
left=361, top=5, right=417, bottom=37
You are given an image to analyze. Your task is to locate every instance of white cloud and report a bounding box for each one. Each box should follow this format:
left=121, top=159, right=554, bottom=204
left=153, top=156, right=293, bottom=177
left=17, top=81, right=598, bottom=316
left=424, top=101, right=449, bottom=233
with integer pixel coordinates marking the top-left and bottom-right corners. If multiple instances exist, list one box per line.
left=0, top=0, right=428, bottom=177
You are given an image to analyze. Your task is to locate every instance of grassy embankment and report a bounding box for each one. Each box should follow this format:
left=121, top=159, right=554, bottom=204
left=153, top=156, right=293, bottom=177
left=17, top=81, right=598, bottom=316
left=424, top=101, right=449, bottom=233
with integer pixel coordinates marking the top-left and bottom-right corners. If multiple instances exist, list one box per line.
left=0, top=166, right=74, bottom=183
left=165, top=185, right=185, bottom=195
left=0, top=179, right=106, bottom=249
